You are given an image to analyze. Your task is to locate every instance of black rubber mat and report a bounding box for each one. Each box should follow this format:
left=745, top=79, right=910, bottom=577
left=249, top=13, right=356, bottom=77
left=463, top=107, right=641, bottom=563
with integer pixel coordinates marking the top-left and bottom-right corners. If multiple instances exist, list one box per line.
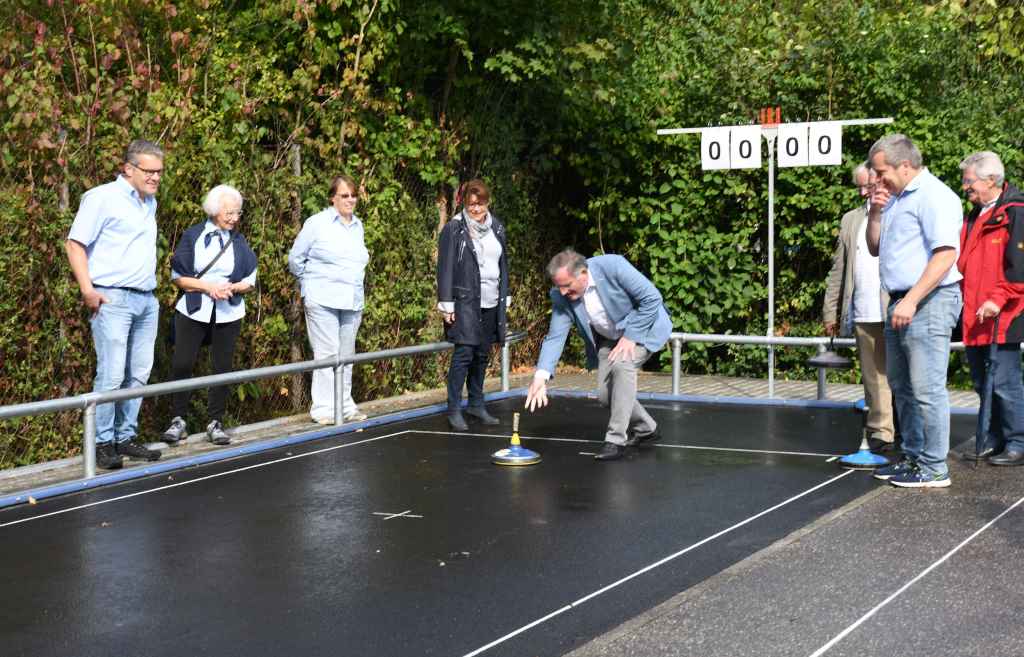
left=0, top=397, right=914, bottom=657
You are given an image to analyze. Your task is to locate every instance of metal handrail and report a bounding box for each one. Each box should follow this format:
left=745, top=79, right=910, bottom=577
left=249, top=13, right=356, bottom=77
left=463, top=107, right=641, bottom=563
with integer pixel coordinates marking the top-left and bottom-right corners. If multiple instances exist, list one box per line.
left=0, top=331, right=529, bottom=479
left=668, top=332, right=966, bottom=400
left=0, top=327, right=966, bottom=479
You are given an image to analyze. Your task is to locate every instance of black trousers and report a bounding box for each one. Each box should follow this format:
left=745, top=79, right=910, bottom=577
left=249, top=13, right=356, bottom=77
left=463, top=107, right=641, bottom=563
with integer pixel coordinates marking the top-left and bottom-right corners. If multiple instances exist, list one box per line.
left=170, top=310, right=242, bottom=421
left=447, top=306, right=498, bottom=411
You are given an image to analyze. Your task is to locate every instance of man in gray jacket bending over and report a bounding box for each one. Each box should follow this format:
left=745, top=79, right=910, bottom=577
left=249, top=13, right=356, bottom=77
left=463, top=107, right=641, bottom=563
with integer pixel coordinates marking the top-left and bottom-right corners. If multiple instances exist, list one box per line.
left=525, top=249, right=673, bottom=461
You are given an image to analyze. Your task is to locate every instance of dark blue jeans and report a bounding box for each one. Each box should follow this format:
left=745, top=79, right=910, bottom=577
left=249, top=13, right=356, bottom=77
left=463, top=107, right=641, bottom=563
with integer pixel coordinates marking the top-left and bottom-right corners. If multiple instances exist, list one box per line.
left=447, top=306, right=497, bottom=411
left=966, top=343, right=1024, bottom=453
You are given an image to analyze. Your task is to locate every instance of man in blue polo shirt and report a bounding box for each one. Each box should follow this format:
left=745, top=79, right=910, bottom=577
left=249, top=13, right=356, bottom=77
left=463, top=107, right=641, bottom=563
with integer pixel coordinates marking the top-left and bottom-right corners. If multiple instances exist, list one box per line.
left=65, top=140, right=165, bottom=469
left=865, top=134, right=963, bottom=488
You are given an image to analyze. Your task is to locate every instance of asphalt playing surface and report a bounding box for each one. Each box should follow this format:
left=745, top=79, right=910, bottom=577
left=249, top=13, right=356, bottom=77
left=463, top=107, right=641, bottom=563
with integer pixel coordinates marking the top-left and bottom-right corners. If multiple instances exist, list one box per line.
left=0, top=396, right=924, bottom=657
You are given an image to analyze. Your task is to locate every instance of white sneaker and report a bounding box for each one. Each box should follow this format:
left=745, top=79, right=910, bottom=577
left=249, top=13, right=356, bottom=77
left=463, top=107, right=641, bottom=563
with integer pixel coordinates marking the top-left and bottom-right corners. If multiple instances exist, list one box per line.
left=344, top=411, right=368, bottom=422
left=206, top=420, right=231, bottom=445
left=163, top=416, right=188, bottom=445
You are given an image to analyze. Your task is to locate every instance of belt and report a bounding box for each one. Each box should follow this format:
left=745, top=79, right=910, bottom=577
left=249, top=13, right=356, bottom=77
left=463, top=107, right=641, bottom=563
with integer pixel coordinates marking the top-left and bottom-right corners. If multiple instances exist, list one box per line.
left=889, top=282, right=958, bottom=305
left=594, top=332, right=623, bottom=346
left=95, top=285, right=153, bottom=295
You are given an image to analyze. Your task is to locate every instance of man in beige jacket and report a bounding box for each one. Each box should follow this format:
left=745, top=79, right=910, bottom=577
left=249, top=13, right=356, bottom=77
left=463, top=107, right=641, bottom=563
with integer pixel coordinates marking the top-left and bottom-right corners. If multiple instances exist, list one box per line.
left=822, top=162, right=895, bottom=450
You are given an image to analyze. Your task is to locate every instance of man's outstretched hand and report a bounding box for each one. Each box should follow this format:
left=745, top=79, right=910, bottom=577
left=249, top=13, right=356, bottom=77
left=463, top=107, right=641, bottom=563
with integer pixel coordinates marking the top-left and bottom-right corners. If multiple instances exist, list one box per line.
left=525, top=376, right=548, bottom=412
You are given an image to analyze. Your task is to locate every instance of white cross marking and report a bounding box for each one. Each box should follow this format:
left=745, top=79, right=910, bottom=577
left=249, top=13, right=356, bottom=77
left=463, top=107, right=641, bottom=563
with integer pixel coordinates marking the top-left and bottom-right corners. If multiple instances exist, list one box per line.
left=372, top=510, right=423, bottom=520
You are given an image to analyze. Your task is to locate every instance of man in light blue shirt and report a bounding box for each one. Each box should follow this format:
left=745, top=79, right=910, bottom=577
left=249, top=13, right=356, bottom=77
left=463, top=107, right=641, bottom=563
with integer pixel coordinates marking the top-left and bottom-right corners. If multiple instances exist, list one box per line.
left=865, top=134, right=963, bottom=488
left=65, top=140, right=165, bottom=469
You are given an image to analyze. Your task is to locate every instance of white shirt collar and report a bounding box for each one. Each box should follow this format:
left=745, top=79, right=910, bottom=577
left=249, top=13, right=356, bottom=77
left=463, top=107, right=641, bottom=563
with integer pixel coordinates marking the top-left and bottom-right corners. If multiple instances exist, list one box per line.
left=330, top=208, right=361, bottom=227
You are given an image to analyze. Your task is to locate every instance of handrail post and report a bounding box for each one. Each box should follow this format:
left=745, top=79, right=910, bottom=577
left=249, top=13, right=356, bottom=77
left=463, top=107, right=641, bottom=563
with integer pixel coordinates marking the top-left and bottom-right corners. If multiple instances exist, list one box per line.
left=815, top=344, right=827, bottom=400
left=334, top=357, right=345, bottom=427
left=671, top=337, right=682, bottom=396
left=501, top=341, right=510, bottom=392
left=83, top=400, right=97, bottom=478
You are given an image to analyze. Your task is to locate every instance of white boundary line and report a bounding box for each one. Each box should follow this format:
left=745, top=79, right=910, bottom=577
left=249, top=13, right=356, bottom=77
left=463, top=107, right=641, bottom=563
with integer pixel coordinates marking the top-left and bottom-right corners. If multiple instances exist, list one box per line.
left=414, top=430, right=839, bottom=458
left=0, top=431, right=412, bottom=528
left=806, top=493, right=1024, bottom=657
left=460, top=469, right=856, bottom=657
left=4, top=428, right=845, bottom=529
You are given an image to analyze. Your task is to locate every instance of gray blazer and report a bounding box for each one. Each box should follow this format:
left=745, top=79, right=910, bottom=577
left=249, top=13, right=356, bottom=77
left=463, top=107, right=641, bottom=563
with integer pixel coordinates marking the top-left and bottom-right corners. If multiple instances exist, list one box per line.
left=822, top=205, right=890, bottom=337
left=536, top=255, right=672, bottom=373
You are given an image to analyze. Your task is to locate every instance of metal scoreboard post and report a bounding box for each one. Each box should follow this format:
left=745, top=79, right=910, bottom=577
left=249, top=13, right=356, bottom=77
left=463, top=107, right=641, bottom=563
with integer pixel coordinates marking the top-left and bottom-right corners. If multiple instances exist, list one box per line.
left=657, top=109, right=893, bottom=397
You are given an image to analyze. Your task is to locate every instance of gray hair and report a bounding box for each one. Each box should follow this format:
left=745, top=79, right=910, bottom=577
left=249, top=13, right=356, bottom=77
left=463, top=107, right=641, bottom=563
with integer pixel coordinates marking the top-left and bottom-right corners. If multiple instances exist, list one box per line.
left=959, top=151, right=1005, bottom=186
left=123, top=139, right=164, bottom=165
left=852, top=161, right=870, bottom=184
left=868, top=133, right=923, bottom=169
left=202, top=184, right=244, bottom=217
left=546, top=248, right=588, bottom=279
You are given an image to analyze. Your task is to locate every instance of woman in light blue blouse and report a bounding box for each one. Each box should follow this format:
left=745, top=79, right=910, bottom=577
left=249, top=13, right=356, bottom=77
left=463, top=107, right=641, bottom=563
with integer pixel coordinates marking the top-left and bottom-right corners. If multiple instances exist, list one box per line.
left=288, top=175, right=370, bottom=424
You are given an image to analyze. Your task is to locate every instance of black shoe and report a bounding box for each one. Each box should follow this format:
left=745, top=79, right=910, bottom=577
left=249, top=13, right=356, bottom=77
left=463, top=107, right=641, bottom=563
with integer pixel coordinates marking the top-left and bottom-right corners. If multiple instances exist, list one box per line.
left=627, top=429, right=662, bottom=447
left=447, top=411, right=469, bottom=432
left=594, top=442, right=627, bottom=461
left=868, top=437, right=897, bottom=454
left=989, top=449, right=1024, bottom=466
left=115, top=440, right=161, bottom=462
left=96, top=443, right=123, bottom=470
left=465, top=406, right=500, bottom=425
left=961, top=446, right=1001, bottom=461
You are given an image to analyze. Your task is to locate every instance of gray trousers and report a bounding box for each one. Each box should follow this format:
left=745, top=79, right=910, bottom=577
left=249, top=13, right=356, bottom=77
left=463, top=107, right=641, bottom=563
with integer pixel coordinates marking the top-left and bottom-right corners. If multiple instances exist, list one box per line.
left=596, top=336, right=658, bottom=445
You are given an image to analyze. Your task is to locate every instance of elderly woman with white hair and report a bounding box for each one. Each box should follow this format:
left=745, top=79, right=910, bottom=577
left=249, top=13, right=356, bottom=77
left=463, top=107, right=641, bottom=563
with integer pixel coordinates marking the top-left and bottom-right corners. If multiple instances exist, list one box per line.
left=163, top=184, right=258, bottom=445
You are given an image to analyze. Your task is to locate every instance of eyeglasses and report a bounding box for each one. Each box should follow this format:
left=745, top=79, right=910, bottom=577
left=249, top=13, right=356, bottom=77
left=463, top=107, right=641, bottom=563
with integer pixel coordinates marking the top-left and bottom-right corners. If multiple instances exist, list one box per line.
left=961, top=177, right=979, bottom=186
left=466, top=201, right=489, bottom=208
left=223, top=210, right=243, bottom=217
left=128, top=162, right=163, bottom=179
left=334, top=193, right=358, bottom=200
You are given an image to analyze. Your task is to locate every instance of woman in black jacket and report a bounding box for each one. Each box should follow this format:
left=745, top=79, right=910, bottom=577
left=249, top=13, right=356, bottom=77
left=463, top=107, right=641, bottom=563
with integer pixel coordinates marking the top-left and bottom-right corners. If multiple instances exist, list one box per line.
left=436, top=179, right=509, bottom=431
left=162, top=184, right=257, bottom=446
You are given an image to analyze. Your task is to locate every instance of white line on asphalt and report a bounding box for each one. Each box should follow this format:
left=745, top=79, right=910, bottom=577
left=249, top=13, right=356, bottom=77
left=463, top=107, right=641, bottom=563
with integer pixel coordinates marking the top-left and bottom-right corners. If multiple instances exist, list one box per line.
left=806, top=492, right=1024, bottom=657
left=0, top=431, right=413, bottom=528
left=413, top=430, right=839, bottom=458
left=460, top=469, right=857, bottom=657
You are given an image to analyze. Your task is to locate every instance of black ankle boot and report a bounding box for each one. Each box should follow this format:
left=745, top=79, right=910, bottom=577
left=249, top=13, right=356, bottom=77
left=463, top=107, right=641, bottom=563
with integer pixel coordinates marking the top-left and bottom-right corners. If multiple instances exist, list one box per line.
left=465, top=406, right=499, bottom=425
left=447, top=411, right=469, bottom=431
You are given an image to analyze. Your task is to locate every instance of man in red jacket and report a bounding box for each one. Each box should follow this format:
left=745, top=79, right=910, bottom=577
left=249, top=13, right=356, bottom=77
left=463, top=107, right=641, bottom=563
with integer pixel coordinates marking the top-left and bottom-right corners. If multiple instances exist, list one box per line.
left=957, top=150, right=1024, bottom=465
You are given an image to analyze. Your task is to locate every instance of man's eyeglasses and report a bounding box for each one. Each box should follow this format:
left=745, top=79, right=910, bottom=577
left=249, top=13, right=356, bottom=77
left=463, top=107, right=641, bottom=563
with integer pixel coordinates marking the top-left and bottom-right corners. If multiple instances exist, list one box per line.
left=128, top=162, right=163, bottom=179
left=962, top=177, right=979, bottom=187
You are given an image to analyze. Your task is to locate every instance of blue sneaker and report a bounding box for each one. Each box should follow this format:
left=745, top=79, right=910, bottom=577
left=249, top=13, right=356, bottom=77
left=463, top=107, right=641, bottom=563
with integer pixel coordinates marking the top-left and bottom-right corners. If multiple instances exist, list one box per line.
left=890, top=466, right=951, bottom=488
left=873, top=457, right=915, bottom=481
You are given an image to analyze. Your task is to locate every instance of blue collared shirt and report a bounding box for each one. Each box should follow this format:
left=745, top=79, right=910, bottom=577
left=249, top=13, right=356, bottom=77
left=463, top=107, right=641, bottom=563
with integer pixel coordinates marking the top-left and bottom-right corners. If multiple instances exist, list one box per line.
left=171, top=220, right=258, bottom=324
left=67, top=175, right=158, bottom=290
left=288, top=207, right=369, bottom=310
left=879, top=168, right=963, bottom=292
